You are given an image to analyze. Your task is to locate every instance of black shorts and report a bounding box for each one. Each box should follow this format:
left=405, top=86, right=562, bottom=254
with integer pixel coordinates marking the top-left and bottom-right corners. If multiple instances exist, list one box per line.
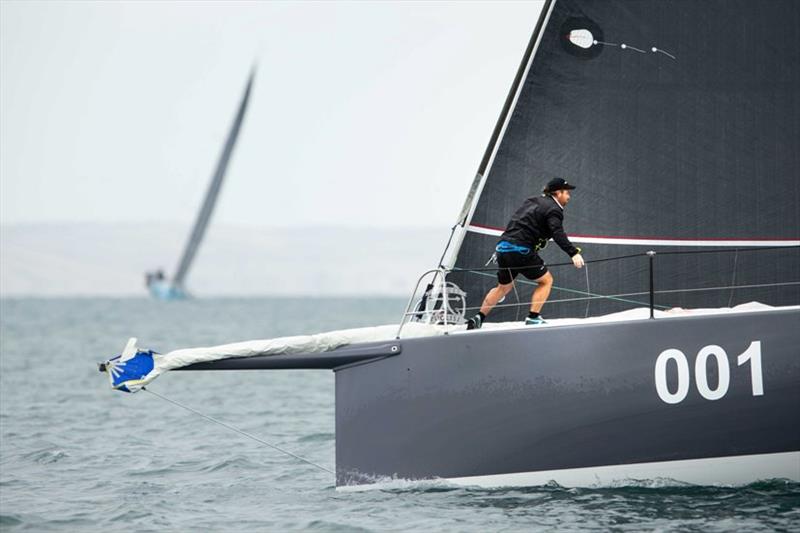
left=496, top=251, right=548, bottom=285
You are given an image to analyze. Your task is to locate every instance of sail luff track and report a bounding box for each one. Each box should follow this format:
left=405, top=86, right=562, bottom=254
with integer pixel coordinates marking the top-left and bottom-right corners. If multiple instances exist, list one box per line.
left=476, top=0, right=554, bottom=179
left=172, top=68, right=255, bottom=288
left=443, top=0, right=555, bottom=270
left=455, top=0, right=554, bottom=228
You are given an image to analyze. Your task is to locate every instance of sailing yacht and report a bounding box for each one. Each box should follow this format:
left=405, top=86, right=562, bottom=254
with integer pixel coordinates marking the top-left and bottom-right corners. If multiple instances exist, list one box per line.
left=107, top=1, right=799, bottom=488
left=146, top=68, right=255, bottom=300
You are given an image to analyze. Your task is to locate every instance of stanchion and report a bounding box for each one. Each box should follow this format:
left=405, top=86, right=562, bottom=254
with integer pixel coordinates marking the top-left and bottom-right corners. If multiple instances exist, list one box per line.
left=647, top=251, right=656, bottom=319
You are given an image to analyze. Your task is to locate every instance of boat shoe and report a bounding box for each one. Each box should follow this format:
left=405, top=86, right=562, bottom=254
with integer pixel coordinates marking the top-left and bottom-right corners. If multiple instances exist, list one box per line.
left=466, top=314, right=483, bottom=330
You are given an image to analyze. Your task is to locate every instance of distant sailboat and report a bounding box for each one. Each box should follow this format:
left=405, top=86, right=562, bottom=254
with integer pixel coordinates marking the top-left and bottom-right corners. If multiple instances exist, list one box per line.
left=146, top=68, right=255, bottom=300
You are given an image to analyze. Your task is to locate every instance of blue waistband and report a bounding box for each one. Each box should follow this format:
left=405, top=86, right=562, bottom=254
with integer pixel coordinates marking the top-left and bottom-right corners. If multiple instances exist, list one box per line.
left=495, top=241, right=531, bottom=254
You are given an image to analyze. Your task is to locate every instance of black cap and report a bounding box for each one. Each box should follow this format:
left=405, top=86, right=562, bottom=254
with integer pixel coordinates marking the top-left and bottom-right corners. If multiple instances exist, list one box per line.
left=543, top=177, right=576, bottom=193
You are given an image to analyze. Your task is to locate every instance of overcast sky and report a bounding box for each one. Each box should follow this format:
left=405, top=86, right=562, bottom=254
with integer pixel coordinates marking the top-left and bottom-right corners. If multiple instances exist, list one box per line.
left=1, top=0, right=543, bottom=229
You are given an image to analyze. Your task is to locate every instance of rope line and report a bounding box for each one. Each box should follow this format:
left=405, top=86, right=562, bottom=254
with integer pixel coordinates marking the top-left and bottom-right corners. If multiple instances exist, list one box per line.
left=728, top=249, right=739, bottom=308
left=511, top=273, right=522, bottom=321
left=583, top=263, right=591, bottom=318
left=436, top=223, right=459, bottom=269
left=403, top=280, right=799, bottom=318
left=451, top=251, right=646, bottom=273
left=401, top=246, right=799, bottom=331
left=143, top=388, right=334, bottom=475
left=656, top=245, right=800, bottom=256
left=452, top=244, right=800, bottom=274
left=465, top=269, right=658, bottom=308
left=652, top=281, right=800, bottom=295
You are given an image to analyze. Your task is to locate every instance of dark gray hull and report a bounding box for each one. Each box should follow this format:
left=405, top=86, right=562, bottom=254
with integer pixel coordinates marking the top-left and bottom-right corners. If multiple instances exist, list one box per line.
left=335, top=309, right=800, bottom=487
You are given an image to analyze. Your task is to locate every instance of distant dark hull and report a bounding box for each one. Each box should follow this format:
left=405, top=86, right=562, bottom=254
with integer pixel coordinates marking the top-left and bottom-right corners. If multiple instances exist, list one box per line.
left=335, top=308, right=800, bottom=487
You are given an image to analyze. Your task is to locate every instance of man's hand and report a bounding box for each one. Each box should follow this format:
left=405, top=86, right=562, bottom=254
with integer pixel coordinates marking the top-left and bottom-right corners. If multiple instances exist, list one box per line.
left=572, top=253, right=585, bottom=269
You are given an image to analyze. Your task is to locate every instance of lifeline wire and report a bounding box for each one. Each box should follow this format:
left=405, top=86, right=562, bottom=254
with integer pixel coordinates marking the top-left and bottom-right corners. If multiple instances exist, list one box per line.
left=728, top=249, right=739, bottom=308
left=143, top=387, right=334, bottom=475
left=467, top=269, right=660, bottom=309
left=583, top=263, right=591, bottom=318
left=511, top=273, right=522, bottom=321
left=455, top=279, right=800, bottom=315
left=436, top=223, right=459, bottom=269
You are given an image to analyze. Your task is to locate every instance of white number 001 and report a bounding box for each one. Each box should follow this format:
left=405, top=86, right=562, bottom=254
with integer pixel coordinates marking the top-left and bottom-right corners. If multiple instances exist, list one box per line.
left=654, top=341, right=763, bottom=404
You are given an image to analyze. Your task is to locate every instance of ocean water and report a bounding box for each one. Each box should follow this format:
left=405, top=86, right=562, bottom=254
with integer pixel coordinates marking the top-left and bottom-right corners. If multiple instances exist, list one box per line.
left=1, top=298, right=798, bottom=532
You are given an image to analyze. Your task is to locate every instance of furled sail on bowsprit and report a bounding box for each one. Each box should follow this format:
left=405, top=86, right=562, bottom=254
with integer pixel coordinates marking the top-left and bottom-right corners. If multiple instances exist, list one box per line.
left=443, top=0, right=800, bottom=321
left=103, top=323, right=451, bottom=392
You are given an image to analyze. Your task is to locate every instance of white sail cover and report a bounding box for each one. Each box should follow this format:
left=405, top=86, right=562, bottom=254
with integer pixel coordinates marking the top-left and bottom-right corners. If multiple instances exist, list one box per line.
left=105, top=322, right=448, bottom=393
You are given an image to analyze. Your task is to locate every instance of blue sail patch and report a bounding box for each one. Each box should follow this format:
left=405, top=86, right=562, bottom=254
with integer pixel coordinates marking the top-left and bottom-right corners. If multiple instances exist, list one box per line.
left=106, top=349, right=158, bottom=393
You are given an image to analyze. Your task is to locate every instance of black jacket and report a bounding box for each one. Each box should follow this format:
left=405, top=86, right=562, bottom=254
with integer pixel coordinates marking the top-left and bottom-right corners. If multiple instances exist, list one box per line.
left=500, top=195, right=579, bottom=257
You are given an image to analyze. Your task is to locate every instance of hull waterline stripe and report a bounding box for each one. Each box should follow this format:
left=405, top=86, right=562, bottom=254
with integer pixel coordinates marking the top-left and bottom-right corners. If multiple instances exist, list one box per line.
left=445, top=451, right=800, bottom=489
left=338, top=451, right=800, bottom=490
left=467, top=224, right=800, bottom=247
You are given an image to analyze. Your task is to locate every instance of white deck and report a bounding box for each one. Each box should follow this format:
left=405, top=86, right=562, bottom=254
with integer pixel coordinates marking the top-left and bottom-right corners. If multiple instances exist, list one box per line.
left=454, top=301, right=800, bottom=335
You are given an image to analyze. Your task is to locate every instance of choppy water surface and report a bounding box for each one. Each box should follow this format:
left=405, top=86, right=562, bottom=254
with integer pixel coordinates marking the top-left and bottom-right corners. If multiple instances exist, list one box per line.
left=1, top=298, right=798, bottom=531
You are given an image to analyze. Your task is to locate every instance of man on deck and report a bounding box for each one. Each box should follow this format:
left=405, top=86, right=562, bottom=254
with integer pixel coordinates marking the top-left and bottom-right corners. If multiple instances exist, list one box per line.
left=466, top=177, right=585, bottom=329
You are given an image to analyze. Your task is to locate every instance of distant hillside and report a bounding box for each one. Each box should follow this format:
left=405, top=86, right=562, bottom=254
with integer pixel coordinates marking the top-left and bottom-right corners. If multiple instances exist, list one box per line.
left=0, top=223, right=449, bottom=297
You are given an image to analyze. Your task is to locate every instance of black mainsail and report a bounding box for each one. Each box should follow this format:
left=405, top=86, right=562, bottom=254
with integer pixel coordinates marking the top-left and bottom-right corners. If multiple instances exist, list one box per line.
left=444, top=0, right=800, bottom=321
left=147, top=68, right=255, bottom=300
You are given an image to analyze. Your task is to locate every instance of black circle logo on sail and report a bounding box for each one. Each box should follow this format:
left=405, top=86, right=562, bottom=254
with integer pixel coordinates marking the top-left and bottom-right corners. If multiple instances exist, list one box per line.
left=560, top=16, right=604, bottom=59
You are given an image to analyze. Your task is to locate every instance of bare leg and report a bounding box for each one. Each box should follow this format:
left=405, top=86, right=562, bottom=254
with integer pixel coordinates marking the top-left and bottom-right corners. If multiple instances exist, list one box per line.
left=530, top=271, right=553, bottom=313
left=480, top=282, right=514, bottom=316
